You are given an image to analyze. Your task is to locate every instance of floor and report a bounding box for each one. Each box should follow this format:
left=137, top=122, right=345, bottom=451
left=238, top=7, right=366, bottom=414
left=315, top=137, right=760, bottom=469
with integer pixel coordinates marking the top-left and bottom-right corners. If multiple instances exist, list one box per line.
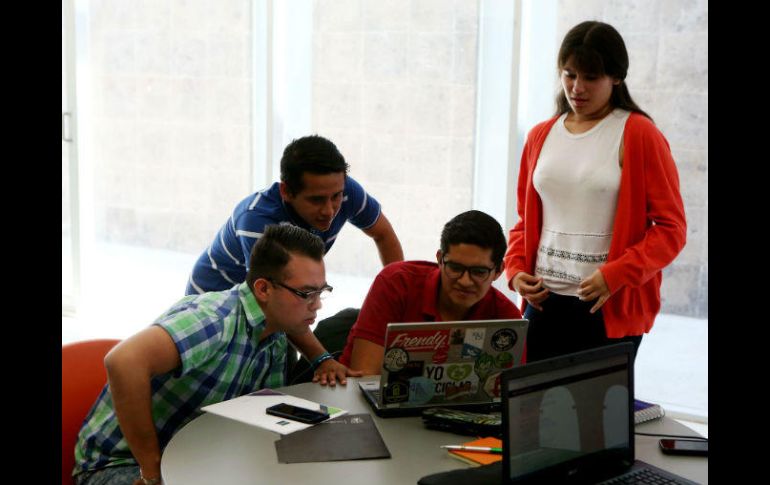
left=63, top=242, right=708, bottom=428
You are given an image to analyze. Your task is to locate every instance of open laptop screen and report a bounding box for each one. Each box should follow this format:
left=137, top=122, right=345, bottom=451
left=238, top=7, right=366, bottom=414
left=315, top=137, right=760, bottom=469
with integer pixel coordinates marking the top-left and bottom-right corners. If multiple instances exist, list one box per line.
left=501, top=343, right=635, bottom=484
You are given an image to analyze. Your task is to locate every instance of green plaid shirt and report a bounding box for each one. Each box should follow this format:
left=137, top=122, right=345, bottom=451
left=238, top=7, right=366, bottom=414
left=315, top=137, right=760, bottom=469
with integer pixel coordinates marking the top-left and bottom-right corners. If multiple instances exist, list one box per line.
left=73, top=282, right=287, bottom=475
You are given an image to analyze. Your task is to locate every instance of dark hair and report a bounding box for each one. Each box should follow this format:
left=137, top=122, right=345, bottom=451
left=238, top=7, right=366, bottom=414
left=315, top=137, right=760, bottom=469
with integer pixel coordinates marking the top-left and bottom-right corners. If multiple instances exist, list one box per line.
left=280, top=135, right=350, bottom=196
left=555, top=21, right=651, bottom=120
left=440, top=210, right=507, bottom=270
left=246, top=224, right=325, bottom=288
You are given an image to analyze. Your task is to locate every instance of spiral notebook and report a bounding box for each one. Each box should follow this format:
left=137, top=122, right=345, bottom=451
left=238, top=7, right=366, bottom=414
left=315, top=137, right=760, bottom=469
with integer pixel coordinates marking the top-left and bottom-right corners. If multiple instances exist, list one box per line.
left=634, top=399, right=665, bottom=424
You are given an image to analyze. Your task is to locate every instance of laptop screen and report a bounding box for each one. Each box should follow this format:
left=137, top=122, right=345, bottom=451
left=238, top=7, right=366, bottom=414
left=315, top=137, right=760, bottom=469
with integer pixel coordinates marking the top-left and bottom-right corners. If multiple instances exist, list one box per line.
left=501, top=343, right=635, bottom=484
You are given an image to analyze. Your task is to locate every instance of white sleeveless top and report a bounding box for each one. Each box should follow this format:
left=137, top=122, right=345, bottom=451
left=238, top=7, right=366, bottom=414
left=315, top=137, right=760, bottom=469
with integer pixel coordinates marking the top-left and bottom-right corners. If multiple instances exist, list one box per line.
left=532, top=108, right=631, bottom=296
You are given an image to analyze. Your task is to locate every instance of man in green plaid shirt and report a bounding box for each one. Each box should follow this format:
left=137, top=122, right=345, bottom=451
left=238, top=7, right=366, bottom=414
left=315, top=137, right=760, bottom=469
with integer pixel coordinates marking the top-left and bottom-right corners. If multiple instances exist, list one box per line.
left=73, top=225, right=338, bottom=485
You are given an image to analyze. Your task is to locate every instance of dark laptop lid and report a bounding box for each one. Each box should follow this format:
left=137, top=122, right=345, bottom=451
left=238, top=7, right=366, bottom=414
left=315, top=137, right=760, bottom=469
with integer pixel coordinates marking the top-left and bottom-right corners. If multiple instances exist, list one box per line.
left=500, top=343, right=635, bottom=484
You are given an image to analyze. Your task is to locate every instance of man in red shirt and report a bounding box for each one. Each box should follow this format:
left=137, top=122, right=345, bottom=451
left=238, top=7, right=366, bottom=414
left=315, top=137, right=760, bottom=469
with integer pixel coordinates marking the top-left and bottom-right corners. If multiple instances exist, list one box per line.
left=339, top=210, right=523, bottom=375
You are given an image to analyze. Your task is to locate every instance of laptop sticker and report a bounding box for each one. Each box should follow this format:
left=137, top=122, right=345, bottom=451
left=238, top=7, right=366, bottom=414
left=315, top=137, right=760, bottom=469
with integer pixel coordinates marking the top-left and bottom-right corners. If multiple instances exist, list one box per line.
left=461, top=343, right=482, bottom=359
left=450, top=328, right=465, bottom=344
left=491, top=328, right=517, bottom=351
left=385, top=329, right=450, bottom=353
left=460, top=327, right=486, bottom=359
left=383, top=347, right=409, bottom=372
left=382, top=381, right=409, bottom=404
left=482, top=372, right=502, bottom=398
left=407, top=376, right=436, bottom=404
left=384, top=360, right=425, bottom=403
left=465, top=327, right=487, bottom=346
left=474, top=352, right=497, bottom=380
left=445, top=381, right=476, bottom=400
left=425, top=363, right=480, bottom=400
left=495, top=351, right=514, bottom=368
left=432, top=346, right=449, bottom=364
left=446, top=363, right=473, bottom=381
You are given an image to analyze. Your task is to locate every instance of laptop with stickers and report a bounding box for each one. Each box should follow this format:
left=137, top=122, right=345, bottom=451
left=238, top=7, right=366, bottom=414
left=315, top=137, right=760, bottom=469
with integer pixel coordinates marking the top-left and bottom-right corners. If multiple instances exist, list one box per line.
left=358, top=319, right=528, bottom=418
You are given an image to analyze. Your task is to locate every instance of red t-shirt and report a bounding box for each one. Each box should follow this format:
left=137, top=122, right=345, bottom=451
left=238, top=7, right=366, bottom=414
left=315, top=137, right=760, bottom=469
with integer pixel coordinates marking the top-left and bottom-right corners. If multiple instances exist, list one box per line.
left=338, top=261, right=523, bottom=366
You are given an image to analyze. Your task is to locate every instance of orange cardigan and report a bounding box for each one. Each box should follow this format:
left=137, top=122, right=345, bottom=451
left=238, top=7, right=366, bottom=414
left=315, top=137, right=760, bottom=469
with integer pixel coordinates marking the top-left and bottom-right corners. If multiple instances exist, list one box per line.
left=504, top=113, right=687, bottom=338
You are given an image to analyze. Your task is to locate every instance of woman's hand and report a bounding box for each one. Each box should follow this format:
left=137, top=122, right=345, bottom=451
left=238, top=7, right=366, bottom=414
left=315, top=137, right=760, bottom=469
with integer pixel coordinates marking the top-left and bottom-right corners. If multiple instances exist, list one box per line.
left=577, top=269, right=611, bottom=313
left=512, top=272, right=549, bottom=311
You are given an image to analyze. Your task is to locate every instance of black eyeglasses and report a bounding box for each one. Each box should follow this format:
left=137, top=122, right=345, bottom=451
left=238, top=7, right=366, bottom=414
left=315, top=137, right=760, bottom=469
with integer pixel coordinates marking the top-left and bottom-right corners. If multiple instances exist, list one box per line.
left=441, top=257, right=495, bottom=283
left=268, top=279, right=333, bottom=302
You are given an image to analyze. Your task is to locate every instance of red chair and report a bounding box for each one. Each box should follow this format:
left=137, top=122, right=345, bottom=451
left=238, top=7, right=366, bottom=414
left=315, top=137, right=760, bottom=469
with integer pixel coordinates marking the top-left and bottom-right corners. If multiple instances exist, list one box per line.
left=62, top=339, right=120, bottom=485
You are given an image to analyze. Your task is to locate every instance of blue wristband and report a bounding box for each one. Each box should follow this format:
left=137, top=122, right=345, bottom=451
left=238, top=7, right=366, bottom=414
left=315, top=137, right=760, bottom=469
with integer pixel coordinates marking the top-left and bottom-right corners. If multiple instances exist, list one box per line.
left=311, top=351, right=334, bottom=370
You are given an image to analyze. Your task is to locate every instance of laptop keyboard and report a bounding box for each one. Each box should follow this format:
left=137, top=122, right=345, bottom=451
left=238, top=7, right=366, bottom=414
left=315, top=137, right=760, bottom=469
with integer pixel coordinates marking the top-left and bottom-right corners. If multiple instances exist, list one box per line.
left=599, top=467, right=686, bottom=484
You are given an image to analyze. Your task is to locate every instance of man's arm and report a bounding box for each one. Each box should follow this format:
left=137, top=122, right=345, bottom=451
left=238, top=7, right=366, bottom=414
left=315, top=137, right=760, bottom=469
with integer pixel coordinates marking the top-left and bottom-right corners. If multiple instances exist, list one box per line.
left=104, top=326, right=182, bottom=484
left=342, top=270, right=404, bottom=376
left=363, top=213, right=404, bottom=266
left=348, top=338, right=386, bottom=376
left=288, top=329, right=362, bottom=386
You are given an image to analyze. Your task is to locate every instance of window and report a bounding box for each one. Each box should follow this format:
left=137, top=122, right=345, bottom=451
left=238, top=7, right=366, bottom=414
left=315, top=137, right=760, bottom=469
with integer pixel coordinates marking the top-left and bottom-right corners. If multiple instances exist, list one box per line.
left=63, top=0, right=255, bottom=341
left=309, top=0, right=482, bottom=278
left=62, top=0, right=79, bottom=316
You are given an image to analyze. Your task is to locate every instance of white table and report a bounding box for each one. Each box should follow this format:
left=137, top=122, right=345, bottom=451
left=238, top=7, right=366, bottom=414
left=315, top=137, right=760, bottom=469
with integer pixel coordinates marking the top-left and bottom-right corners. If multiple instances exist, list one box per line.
left=161, top=379, right=708, bottom=484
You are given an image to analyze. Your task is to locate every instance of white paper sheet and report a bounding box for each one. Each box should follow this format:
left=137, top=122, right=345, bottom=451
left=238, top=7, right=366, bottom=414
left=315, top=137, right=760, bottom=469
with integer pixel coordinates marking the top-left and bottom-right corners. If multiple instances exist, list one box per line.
left=200, top=389, right=348, bottom=435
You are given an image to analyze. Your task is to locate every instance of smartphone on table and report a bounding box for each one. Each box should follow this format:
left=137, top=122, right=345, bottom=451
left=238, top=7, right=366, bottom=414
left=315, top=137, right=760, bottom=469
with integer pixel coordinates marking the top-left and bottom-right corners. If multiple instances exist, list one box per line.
left=266, top=402, right=329, bottom=424
left=659, top=439, right=708, bottom=456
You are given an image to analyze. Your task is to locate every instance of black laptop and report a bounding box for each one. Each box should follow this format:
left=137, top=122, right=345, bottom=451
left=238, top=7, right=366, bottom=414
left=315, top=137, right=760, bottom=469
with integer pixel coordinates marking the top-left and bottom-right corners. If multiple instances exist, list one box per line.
left=498, top=343, right=700, bottom=484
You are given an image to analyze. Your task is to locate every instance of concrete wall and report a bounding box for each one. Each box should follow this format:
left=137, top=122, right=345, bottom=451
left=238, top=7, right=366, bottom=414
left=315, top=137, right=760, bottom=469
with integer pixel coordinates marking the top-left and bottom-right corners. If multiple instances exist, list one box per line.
left=314, top=0, right=480, bottom=276
left=87, top=0, right=253, bottom=254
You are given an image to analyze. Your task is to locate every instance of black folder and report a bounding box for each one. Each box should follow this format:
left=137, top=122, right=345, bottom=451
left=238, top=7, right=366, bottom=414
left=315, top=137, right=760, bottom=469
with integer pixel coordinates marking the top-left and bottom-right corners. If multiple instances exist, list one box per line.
left=274, top=413, right=391, bottom=463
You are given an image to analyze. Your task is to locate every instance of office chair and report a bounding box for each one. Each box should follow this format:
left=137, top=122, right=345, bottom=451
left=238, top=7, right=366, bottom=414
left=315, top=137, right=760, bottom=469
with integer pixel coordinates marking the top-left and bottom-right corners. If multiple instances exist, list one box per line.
left=62, top=339, right=120, bottom=485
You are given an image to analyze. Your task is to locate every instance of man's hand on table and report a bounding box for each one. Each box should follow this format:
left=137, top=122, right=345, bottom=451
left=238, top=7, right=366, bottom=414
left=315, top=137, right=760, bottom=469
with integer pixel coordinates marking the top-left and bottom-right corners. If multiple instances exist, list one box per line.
left=312, top=359, right=364, bottom=386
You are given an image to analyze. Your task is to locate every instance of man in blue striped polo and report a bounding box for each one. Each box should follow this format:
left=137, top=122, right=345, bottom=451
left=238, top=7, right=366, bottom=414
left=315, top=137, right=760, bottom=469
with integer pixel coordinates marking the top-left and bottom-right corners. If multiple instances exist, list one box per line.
left=185, top=135, right=403, bottom=385
left=73, top=225, right=338, bottom=485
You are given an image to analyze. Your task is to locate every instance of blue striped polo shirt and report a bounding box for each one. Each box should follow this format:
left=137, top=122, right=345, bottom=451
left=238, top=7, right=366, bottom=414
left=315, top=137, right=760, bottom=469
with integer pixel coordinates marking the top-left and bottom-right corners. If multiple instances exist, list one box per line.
left=73, top=282, right=287, bottom=476
left=186, top=176, right=381, bottom=295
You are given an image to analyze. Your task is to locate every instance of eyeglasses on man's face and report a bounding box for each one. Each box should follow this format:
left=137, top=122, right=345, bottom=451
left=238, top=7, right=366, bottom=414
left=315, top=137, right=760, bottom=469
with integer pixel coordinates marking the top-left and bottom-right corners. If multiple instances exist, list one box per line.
left=440, top=257, right=495, bottom=283
left=268, top=278, right=333, bottom=302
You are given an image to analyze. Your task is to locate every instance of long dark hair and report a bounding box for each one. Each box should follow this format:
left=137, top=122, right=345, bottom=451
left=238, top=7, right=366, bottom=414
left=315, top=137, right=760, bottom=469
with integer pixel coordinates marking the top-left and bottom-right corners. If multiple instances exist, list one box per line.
left=555, top=21, right=651, bottom=121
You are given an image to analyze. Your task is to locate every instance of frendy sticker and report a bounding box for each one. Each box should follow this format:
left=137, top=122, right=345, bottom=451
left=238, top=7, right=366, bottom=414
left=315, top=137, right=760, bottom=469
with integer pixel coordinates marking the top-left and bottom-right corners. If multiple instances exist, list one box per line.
left=386, top=329, right=451, bottom=353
